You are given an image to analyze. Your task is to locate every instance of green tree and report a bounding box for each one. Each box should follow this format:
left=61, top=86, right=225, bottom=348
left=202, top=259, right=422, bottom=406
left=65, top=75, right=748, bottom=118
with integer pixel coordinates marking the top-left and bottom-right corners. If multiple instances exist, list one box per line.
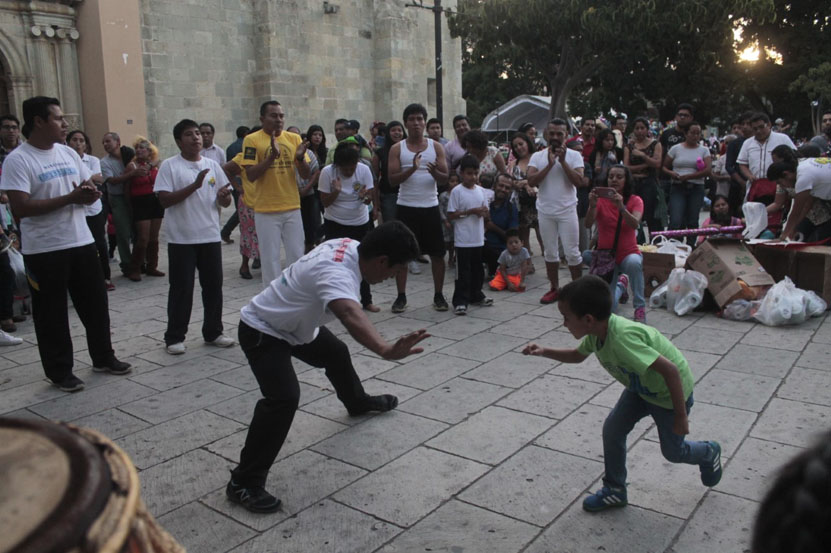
left=449, top=0, right=774, bottom=123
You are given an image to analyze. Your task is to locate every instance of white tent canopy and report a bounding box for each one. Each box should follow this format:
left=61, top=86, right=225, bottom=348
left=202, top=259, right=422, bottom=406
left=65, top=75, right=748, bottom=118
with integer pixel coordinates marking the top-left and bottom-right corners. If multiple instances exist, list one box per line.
left=480, top=95, right=552, bottom=133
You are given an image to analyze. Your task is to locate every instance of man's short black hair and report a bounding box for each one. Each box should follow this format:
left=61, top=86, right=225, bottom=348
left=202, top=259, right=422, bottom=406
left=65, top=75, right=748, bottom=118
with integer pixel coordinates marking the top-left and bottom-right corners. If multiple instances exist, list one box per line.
left=403, top=103, right=428, bottom=122
left=459, top=154, right=480, bottom=172
left=335, top=118, right=349, bottom=127
left=548, top=117, right=568, bottom=128
left=199, top=122, right=215, bottom=133
left=358, top=221, right=420, bottom=266
left=0, top=114, right=19, bottom=127
left=739, top=110, right=755, bottom=123
left=333, top=141, right=360, bottom=166
left=676, top=103, right=695, bottom=115
left=453, top=114, right=469, bottom=127
left=22, top=96, right=60, bottom=128
left=766, top=160, right=797, bottom=181
left=259, top=100, right=281, bottom=117
left=173, top=118, right=199, bottom=141
left=750, top=112, right=771, bottom=125
left=427, top=118, right=441, bottom=128
left=235, top=126, right=250, bottom=139
left=798, top=143, right=822, bottom=158
left=580, top=116, right=595, bottom=128
left=559, top=276, right=613, bottom=320
left=612, top=115, right=627, bottom=125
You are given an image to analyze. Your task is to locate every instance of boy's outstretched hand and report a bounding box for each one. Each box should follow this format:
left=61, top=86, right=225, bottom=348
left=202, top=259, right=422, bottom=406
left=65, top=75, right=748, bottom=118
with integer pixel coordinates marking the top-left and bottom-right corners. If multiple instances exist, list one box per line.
left=523, top=343, right=543, bottom=356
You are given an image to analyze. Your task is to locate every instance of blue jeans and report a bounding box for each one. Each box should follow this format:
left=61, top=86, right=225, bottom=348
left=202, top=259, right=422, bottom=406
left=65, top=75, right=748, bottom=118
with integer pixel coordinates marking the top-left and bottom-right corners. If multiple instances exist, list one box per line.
left=602, top=389, right=709, bottom=489
left=669, top=183, right=706, bottom=246
left=582, top=250, right=646, bottom=310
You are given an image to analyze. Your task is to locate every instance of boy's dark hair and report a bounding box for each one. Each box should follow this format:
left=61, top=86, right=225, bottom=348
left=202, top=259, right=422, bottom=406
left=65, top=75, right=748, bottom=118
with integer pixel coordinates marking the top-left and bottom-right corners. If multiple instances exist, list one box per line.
left=173, top=119, right=199, bottom=141
left=259, top=100, right=281, bottom=117
left=427, top=118, right=441, bottom=128
left=459, top=154, right=480, bottom=172
left=751, top=430, right=831, bottom=553
left=505, top=228, right=520, bottom=240
left=559, top=276, right=613, bottom=320
left=358, top=221, right=420, bottom=266
left=0, top=114, right=19, bottom=127
left=235, top=125, right=250, bottom=139
left=676, top=103, right=695, bottom=115
left=403, top=103, right=428, bottom=122
left=333, top=141, right=360, bottom=166
left=199, top=122, right=215, bottom=133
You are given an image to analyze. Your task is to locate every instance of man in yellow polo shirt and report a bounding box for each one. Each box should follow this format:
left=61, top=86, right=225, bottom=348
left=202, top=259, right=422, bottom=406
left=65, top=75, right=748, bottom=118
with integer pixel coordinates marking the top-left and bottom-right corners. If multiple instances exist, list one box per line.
left=240, top=101, right=311, bottom=285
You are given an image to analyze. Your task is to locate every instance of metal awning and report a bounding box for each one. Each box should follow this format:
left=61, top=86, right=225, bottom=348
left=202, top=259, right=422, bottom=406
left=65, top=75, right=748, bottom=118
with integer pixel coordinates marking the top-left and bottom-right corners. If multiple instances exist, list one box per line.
left=480, top=95, right=552, bottom=133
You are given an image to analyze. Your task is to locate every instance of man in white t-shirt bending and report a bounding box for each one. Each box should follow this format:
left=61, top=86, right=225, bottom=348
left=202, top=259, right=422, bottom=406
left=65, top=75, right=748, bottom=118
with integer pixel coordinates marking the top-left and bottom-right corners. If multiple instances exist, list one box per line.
left=0, top=96, right=131, bottom=392
left=387, top=103, right=449, bottom=313
left=155, top=119, right=235, bottom=355
left=227, top=221, right=428, bottom=513
left=527, top=118, right=586, bottom=304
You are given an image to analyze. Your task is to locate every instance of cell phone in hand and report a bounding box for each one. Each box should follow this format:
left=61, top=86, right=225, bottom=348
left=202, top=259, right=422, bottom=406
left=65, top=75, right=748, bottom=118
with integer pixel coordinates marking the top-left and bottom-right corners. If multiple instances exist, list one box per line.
left=594, top=187, right=616, bottom=199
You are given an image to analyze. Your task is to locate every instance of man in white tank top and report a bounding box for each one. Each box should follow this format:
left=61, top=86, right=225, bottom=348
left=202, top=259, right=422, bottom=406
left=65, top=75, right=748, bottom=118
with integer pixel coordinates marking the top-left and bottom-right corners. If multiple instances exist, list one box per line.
left=386, top=103, right=450, bottom=313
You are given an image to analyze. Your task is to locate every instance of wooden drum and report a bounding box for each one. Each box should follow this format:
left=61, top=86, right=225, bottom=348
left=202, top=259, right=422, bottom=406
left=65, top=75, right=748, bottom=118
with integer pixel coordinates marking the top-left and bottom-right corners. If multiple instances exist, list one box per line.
left=0, top=418, right=185, bottom=553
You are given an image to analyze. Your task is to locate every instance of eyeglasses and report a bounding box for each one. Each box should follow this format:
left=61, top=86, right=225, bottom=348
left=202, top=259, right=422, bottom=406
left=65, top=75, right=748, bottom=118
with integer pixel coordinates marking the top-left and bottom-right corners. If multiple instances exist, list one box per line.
left=0, top=125, right=18, bottom=131
left=676, top=112, right=692, bottom=118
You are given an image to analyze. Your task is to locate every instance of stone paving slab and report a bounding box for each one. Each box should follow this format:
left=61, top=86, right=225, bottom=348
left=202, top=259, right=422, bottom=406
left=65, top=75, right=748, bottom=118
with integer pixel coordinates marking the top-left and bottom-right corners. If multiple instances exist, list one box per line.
left=1, top=235, right=828, bottom=553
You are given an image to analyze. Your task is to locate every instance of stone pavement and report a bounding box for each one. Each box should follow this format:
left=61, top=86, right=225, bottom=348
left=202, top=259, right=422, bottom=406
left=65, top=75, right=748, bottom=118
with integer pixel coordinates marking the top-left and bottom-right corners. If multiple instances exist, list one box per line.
left=1, top=236, right=830, bottom=553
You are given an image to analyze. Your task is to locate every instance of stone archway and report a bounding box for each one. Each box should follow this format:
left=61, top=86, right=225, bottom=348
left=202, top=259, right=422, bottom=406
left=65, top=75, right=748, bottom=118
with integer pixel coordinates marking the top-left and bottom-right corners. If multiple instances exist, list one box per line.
left=0, top=29, right=34, bottom=119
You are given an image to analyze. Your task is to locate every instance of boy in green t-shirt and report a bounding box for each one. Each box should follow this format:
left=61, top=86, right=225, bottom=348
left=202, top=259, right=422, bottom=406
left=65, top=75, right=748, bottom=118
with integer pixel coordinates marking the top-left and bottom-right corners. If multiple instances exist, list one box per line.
left=523, top=275, right=722, bottom=512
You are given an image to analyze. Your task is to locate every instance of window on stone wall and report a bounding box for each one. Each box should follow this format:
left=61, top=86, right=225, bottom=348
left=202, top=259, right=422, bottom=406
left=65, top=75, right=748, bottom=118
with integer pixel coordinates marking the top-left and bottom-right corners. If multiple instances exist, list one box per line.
left=427, top=77, right=436, bottom=109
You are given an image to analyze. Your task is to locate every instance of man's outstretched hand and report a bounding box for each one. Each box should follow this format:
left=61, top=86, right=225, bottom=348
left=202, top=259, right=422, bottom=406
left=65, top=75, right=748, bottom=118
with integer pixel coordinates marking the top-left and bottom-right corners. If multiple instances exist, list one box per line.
left=382, top=329, right=430, bottom=360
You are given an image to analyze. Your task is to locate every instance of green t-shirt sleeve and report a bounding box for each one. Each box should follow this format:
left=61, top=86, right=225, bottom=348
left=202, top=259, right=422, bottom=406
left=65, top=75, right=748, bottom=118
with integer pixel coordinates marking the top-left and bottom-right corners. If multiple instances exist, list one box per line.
left=577, top=335, right=597, bottom=357
left=612, top=330, right=662, bottom=376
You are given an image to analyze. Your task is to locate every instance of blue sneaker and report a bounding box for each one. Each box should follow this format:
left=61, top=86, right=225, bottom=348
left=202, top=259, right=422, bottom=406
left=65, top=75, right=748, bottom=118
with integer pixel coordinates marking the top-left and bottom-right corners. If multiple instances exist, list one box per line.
left=700, top=441, right=723, bottom=487
left=582, top=486, right=628, bottom=512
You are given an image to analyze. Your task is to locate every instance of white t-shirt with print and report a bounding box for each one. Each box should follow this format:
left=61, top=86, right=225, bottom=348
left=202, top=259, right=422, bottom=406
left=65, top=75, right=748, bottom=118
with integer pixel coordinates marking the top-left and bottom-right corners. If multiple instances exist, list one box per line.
left=81, top=153, right=104, bottom=216
left=154, top=154, right=229, bottom=244
left=528, top=148, right=584, bottom=216
left=448, top=184, right=487, bottom=248
left=0, top=142, right=93, bottom=254
left=318, top=163, right=373, bottom=226
left=240, top=238, right=362, bottom=345
left=795, top=157, right=831, bottom=200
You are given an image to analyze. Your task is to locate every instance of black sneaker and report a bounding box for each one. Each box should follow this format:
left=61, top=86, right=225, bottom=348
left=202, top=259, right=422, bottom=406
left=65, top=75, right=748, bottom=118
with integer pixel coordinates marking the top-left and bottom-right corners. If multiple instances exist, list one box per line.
left=392, top=295, right=407, bottom=313
left=700, top=441, right=723, bottom=487
left=252, top=258, right=261, bottom=269
left=92, top=357, right=132, bottom=375
left=52, top=375, right=85, bottom=392
left=433, top=293, right=449, bottom=311
left=226, top=481, right=282, bottom=513
left=347, top=394, right=399, bottom=416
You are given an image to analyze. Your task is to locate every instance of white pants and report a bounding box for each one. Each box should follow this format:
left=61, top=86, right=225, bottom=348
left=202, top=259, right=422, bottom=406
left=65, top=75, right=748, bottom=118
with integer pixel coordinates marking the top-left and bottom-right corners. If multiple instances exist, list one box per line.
left=538, top=210, right=582, bottom=266
left=255, top=209, right=304, bottom=286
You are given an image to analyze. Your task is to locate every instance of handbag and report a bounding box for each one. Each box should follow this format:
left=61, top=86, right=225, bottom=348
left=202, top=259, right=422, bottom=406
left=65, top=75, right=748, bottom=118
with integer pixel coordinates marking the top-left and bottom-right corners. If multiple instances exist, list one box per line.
left=589, top=212, right=623, bottom=284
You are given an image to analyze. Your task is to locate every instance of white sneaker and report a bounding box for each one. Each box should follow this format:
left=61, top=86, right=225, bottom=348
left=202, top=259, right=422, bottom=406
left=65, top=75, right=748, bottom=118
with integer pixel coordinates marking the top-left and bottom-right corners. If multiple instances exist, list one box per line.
left=166, top=342, right=186, bottom=355
left=408, top=261, right=422, bottom=275
left=207, top=334, right=235, bottom=348
left=0, top=329, right=22, bottom=346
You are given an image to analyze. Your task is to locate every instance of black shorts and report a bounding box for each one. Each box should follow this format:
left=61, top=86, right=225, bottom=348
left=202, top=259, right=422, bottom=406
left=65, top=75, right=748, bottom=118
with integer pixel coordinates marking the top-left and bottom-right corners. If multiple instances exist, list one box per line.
left=131, top=193, right=164, bottom=221
left=396, top=205, right=446, bottom=257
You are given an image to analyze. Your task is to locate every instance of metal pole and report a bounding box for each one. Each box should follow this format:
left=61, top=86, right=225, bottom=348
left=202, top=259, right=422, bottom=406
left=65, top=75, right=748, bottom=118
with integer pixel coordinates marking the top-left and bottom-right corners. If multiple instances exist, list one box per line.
left=434, top=0, right=443, bottom=128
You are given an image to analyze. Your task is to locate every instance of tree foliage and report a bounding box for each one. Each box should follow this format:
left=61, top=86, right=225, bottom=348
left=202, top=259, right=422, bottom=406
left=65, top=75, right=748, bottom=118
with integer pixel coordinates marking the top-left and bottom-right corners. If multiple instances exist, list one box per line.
left=448, top=0, right=775, bottom=126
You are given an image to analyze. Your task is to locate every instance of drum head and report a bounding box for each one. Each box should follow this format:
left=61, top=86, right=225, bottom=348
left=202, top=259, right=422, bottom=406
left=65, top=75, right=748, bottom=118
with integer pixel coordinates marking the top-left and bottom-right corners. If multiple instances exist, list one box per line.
left=0, top=418, right=111, bottom=553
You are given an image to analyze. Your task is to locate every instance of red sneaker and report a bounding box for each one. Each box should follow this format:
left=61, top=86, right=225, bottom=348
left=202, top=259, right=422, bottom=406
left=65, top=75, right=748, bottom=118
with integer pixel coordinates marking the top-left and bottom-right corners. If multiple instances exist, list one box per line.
left=540, top=289, right=559, bottom=304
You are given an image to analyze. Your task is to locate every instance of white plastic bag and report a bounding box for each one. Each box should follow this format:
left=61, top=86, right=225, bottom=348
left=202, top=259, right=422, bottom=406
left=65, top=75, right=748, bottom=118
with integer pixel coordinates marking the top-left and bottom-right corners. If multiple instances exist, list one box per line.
left=7, top=247, right=28, bottom=298
left=721, top=299, right=761, bottom=321
left=753, top=277, right=828, bottom=326
left=651, top=236, right=692, bottom=268
left=665, top=268, right=708, bottom=316
left=649, top=281, right=668, bottom=308
left=742, top=201, right=768, bottom=239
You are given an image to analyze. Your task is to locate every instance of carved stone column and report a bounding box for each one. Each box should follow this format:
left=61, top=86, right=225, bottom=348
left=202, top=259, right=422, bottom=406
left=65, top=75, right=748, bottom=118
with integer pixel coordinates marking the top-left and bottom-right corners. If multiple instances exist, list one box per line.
left=28, top=26, right=60, bottom=98
left=56, top=27, right=82, bottom=128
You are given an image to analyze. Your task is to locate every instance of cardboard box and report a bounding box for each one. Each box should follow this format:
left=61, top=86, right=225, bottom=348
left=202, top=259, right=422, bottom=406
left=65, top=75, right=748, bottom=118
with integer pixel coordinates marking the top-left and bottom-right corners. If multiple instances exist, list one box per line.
left=686, top=239, right=775, bottom=307
left=642, top=251, right=676, bottom=297
left=794, top=246, right=831, bottom=303
left=750, top=243, right=831, bottom=303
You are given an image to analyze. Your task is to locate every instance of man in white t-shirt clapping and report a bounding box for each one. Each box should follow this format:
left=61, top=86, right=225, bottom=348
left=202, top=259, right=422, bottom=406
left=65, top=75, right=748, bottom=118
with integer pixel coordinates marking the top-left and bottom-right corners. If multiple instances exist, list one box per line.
left=155, top=119, right=235, bottom=355
left=226, top=221, right=427, bottom=513
left=737, top=112, right=795, bottom=201
left=0, top=96, right=131, bottom=391
left=527, top=118, right=586, bottom=304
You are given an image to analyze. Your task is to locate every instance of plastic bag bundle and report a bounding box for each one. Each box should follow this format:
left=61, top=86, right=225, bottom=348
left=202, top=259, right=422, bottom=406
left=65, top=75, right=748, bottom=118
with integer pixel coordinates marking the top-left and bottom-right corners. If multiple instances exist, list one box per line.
left=753, top=277, right=828, bottom=326
left=650, top=268, right=707, bottom=316
left=651, top=236, right=692, bottom=268
left=721, top=299, right=761, bottom=321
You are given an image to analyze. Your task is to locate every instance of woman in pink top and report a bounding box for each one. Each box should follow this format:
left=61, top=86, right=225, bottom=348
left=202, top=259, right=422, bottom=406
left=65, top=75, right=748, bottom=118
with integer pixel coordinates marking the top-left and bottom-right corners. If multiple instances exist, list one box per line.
left=583, top=165, right=646, bottom=323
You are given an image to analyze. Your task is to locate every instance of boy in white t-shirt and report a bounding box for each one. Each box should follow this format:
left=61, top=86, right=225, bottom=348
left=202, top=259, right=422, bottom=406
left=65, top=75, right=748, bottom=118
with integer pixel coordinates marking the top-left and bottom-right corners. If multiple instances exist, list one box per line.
left=0, top=96, right=130, bottom=392
left=447, top=154, right=493, bottom=315
left=155, top=119, right=235, bottom=355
